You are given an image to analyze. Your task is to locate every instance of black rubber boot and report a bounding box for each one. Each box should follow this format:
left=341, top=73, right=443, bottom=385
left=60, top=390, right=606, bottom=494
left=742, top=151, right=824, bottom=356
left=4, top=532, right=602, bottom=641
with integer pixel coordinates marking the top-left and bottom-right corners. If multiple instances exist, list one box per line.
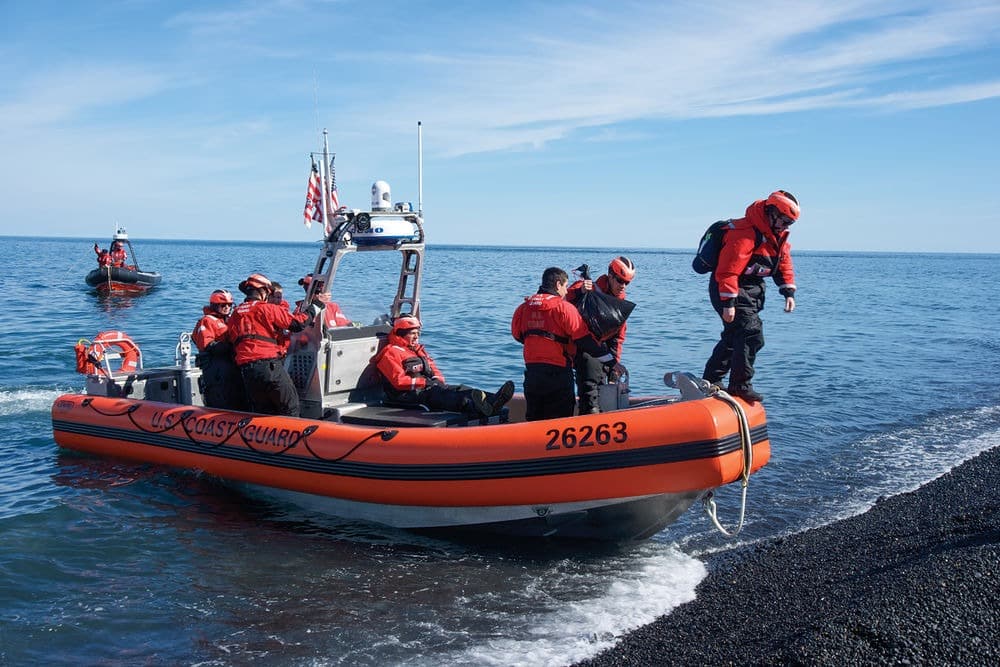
left=488, top=381, right=515, bottom=414
left=728, top=384, right=763, bottom=403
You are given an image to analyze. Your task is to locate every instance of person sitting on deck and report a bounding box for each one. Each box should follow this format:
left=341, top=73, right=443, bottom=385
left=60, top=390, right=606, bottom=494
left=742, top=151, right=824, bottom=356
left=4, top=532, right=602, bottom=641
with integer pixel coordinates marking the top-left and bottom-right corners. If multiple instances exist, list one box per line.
left=371, top=315, right=514, bottom=418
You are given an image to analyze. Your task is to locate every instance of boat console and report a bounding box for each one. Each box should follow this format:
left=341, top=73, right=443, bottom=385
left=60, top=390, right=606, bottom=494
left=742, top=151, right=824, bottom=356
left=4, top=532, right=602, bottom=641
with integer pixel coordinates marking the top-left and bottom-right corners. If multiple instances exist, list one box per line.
left=284, top=198, right=429, bottom=421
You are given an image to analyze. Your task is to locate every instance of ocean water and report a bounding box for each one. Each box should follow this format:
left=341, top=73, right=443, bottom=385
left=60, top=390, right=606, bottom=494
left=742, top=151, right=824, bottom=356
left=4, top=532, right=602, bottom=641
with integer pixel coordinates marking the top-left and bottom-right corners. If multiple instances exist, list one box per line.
left=1, top=236, right=999, bottom=666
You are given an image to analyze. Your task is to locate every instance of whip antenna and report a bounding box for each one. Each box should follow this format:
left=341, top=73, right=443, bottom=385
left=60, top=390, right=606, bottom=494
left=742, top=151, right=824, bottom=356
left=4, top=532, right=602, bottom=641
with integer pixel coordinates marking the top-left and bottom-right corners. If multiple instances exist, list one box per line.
left=417, top=121, right=423, bottom=216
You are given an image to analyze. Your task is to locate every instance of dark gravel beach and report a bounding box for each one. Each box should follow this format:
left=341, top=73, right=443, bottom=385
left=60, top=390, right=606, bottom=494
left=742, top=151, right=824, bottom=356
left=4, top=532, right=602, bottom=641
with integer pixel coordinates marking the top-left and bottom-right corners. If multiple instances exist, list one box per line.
left=578, top=444, right=1000, bottom=666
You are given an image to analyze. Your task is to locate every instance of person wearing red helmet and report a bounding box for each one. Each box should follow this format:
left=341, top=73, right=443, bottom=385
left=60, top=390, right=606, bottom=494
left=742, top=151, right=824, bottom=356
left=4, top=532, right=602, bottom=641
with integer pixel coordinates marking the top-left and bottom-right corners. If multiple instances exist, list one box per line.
left=296, top=274, right=352, bottom=328
left=266, top=281, right=294, bottom=353
left=267, top=282, right=289, bottom=310
left=93, top=243, right=113, bottom=267
left=226, top=273, right=320, bottom=416
left=566, top=256, right=634, bottom=414
left=109, top=240, right=128, bottom=268
left=702, top=190, right=799, bottom=403
left=371, top=315, right=515, bottom=418
left=191, top=289, right=249, bottom=410
left=512, top=267, right=615, bottom=421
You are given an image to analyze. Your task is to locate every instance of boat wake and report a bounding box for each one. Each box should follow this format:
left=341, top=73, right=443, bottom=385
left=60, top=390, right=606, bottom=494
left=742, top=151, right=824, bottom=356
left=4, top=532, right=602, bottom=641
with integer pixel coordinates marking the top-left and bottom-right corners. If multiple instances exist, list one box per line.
left=0, top=387, right=68, bottom=416
left=435, top=546, right=705, bottom=667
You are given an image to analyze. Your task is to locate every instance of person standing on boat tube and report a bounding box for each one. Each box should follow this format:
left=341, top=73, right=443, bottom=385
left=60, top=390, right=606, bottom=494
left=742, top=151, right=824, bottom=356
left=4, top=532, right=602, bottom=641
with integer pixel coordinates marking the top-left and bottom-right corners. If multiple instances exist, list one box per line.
left=191, top=289, right=249, bottom=411
left=226, top=273, right=320, bottom=417
left=566, top=256, right=634, bottom=414
left=512, top=267, right=615, bottom=421
left=372, top=315, right=515, bottom=418
left=702, top=190, right=799, bottom=403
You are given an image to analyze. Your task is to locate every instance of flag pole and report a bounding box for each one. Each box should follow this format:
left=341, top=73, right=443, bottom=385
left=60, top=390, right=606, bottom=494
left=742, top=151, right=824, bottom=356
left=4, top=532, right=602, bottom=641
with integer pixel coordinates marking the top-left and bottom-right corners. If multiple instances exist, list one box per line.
left=319, top=129, right=331, bottom=238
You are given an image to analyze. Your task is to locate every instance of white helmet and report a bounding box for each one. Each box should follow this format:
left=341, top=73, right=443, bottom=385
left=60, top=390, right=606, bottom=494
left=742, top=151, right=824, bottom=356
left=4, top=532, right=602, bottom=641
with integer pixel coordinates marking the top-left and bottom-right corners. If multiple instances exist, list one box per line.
left=371, top=180, right=391, bottom=211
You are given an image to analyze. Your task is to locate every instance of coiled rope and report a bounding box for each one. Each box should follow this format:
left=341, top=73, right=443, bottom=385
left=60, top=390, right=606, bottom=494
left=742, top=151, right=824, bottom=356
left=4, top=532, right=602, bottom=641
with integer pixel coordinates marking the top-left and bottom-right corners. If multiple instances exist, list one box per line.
left=702, top=386, right=754, bottom=537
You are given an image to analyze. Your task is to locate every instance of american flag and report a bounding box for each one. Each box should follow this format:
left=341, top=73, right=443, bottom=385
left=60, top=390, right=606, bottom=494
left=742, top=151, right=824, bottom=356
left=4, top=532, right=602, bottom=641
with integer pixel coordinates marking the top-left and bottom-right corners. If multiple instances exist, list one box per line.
left=328, top=156, right=340, bottom=210
left=326, top=156, right=340, bottom=235
left=303, top=159, right=321, bottom=228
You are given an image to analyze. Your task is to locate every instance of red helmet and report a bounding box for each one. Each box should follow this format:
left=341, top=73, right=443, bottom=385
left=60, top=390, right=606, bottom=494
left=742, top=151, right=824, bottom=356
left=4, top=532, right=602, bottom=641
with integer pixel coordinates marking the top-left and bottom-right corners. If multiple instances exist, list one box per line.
left=608, top=256, right=636, bottom=283
left=209, top=289, right=233, bottom=305
left=298, top=273, right=327, bottom=293
left=393, top=315, right=421, bottom=333
left=765, top=190, right=800, bottom=221
left=238, top=273, right=272, bottom=294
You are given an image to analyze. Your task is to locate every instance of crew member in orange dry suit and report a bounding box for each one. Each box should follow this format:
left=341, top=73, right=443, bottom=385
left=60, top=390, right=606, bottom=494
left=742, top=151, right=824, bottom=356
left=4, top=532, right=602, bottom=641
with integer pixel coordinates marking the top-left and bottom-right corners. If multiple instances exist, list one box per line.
left=226, top=273, right=321, bottom=416
left=191, top=289, right=249, bottom=411
left=93, top=244, right=113, bottom=267
left=372, top=315, right=514, bottom=418
left=267, top=282, right=289, bottom=310
left=266, top=281, right=293, bottom=353
left=566, top=256, right=634, bottom=414
left=512, top=267, right=614, bottom=421
left=702, top=190, right=799, bottom=403
left=273, top=275, right=352, bottom=356
left=297, top=274, right=352, bottom=328
left=109, top=240, right=128, bottom=268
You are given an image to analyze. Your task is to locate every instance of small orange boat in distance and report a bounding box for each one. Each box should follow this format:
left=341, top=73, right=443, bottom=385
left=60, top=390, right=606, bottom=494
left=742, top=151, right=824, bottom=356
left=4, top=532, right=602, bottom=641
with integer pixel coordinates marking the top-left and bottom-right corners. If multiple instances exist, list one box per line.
left=52, top=131, right=770, bottom=542
left=85, top=227, right=162, bottom=294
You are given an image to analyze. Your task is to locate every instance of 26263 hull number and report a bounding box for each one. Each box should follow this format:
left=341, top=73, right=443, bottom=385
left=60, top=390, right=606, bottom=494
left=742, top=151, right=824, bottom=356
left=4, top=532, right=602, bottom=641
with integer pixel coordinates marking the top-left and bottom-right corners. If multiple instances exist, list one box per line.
left=545, top=422, right=628, bottom=450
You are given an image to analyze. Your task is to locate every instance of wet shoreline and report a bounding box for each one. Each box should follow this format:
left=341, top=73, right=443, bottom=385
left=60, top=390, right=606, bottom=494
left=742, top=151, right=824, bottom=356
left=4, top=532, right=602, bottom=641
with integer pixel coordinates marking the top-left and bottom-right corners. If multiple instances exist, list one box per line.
left=577, top=444, right=1000, bottom=666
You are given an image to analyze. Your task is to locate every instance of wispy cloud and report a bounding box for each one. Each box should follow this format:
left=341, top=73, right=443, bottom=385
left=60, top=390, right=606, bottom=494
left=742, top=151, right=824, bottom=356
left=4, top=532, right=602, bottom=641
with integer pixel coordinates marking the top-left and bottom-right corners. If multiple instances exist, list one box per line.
left=165, top=0, right=312, bottom=36
left=0, top=65, right=170, bottom=128
left=853, top=81, right=1000, bottom=110
left=336, top=0, right=1000, bottom=155
left=3, top=1, right=997, bottom=155
left=1, top=0, right=998, bottom=248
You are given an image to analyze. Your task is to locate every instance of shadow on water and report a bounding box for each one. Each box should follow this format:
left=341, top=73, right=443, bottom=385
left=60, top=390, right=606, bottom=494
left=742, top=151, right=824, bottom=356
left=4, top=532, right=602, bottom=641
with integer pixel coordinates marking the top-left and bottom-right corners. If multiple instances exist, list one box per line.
left=51, top=450, right=638, bottom=566
left=92, top=291, right=144, bottom=311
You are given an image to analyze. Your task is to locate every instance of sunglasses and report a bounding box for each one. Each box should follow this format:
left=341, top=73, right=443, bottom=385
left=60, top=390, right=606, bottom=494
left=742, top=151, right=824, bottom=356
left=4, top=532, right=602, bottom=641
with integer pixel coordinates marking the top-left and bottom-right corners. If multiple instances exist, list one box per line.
left=775, top=214, right=795, bottom=227
left=611, top=274, right=630, bottom=286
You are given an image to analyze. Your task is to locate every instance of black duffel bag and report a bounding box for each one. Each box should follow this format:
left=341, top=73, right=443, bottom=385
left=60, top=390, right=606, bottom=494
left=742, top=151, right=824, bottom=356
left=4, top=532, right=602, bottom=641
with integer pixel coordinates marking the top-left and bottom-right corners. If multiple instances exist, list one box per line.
left=573, top=264, right=635, bottom=340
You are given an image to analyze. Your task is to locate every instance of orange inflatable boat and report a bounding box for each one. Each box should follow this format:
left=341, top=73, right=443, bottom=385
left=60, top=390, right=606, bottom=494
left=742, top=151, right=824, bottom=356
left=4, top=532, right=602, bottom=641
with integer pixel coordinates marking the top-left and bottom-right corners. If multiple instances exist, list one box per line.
left=52, top=381, right=768, bottom=540
left=52, top=141, right=770, bottom=541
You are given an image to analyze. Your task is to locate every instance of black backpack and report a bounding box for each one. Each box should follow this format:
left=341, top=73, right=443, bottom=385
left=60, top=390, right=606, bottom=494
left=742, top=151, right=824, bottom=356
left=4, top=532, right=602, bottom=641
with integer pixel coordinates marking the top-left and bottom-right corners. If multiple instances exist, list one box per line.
left=692, top=219, right=735, bottom=274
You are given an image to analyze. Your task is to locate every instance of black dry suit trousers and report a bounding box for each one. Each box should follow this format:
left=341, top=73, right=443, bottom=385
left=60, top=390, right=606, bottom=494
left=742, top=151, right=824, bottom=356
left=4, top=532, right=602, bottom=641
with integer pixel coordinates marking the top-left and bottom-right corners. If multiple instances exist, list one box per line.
left=574, top=351, right=607, bottom=415
left=240, top=358, right=300, bottom=417
left=388, top=382, right=485, bottom=414
left=523, top=363, right=576, bottom=422
left=197, top=351, right=249, bottom=411
left=703, top=279, right=765, bottom=390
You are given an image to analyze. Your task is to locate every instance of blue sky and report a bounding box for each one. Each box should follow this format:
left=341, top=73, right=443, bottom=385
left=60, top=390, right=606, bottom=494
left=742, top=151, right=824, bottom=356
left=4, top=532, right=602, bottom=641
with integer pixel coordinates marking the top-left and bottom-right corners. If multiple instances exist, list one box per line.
left=2, top=0, right=999, bottom=252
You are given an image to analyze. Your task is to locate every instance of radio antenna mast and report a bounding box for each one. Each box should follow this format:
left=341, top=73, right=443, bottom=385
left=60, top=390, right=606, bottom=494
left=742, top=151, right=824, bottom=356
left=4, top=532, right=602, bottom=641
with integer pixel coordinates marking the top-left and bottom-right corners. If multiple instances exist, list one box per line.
left=417, top=121, right=423, bottom=216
